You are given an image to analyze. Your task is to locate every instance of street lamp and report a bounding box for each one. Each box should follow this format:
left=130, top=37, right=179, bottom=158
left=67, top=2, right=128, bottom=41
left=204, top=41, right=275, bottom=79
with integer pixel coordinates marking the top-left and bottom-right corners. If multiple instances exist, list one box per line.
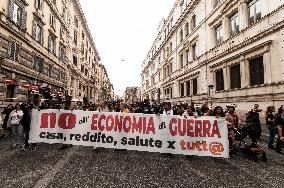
left=208, top=85, right=214, bottom=107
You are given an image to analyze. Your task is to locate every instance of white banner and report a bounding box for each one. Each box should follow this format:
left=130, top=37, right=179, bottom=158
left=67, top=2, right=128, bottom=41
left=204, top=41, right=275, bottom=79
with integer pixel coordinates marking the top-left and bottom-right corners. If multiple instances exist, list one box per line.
left=29, top=110, right=229, bottom=158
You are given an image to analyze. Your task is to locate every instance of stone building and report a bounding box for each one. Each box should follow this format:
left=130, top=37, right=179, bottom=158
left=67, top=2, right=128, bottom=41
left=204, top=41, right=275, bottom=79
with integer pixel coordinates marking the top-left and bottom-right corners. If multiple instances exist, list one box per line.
left=123, top=87, right=141, bottom=104
left=0, top=0, right=111, bottom=109
left=68, top=0, right=101, bottom=103
left=97, top=63, right=114, bottom=101
left=141, top=0, right=284, bottom=113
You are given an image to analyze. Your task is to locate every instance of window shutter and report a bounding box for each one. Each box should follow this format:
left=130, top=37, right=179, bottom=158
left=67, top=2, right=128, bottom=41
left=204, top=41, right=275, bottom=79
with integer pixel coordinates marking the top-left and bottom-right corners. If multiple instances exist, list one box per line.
left=33, top=56, right=37, bottom=70
left=10, top=40, right=15, bottom=60
left=48, top=36, right=51, bottom=52
left=53, top=38, right=56, bottom=55
left=41, top=28, right=44, bottom=45
left=54, top=17, right=56, bottom=30
left=40, top=0, right=43, bottom=10
left=14, top=43, right=19, bottom=62
left=8, top=0, right=14, bottom=19
left=39, top=58, right=44, bottom=73
left=17, top=8, right=21, bottom=25
left=21, top=10, right=27, bottom=29
left=32, top=21, right=36, bottom=39
left=35, top=0, right=37, bottom=9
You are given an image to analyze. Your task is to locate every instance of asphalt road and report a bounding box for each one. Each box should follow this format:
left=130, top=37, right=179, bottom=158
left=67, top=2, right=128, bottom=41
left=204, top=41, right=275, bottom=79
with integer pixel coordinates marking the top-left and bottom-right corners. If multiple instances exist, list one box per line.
left=0, top=135, right=283, bottom=188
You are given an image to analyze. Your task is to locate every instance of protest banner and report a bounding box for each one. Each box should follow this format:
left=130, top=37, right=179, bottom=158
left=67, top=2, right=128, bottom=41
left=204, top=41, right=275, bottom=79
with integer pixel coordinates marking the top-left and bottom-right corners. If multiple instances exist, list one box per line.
left=29, top=110, right=229, bottom=158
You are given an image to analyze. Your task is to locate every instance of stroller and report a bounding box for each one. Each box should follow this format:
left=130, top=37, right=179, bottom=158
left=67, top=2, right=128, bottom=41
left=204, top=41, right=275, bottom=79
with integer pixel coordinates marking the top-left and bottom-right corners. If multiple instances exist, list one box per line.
left=230, top=123, right=267, bottom=162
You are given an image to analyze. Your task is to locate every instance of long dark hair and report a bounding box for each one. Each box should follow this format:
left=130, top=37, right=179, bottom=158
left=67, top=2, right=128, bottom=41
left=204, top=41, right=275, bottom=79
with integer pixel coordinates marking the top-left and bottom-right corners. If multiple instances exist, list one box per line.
left=213, top=106, right=224, bottom=117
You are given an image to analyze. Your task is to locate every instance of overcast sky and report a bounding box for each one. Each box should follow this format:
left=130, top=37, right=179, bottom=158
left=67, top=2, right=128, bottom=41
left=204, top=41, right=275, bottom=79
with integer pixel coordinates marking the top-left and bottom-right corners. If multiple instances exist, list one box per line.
left=80, top=0, right=174, bottom=96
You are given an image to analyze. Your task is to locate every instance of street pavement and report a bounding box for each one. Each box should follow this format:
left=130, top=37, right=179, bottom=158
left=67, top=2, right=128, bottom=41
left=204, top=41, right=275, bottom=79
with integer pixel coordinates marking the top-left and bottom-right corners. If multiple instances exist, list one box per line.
left=0, top=134, right=283, bottom=188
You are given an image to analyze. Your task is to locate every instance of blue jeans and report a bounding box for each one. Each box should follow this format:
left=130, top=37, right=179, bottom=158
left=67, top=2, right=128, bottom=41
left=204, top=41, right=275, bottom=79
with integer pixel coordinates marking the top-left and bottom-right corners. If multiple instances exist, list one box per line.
left=267, top=124, right=276, bottom=148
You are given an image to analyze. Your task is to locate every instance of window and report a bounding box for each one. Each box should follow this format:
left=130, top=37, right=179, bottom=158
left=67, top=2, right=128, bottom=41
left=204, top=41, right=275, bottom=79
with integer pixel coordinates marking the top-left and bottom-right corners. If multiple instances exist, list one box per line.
left=81, top=64, right=84, bottom=73
left=249, top=56, right=264, bottom=86
left=59, top=71, right=65, bottom=80
left=85, top=68, right=88, bottom=76
left=9, top=1, right=27, bottom=28
left=186, top=50, right=189, bottom=63
left=179, top=29, right=183, bottom=42
left=60, top=26, right=65, bottom=39
left=59, top=44, right=66, bottom=63
left=215, top=70, right=224, bottom=91
left=82, top=32, right=85, bottom=40
left=61, top=7, right=66, bottom=19
left=151, top=77, right=155, bottom=85
left=35, top=0, right=43, bottom=10
left=32, top=21, right=43, bottom=44
left=81, top=43, right=84, bottom=54
left=213, top=0, right=221, bottom=8
left=158, top=72, right=161, bottom=81
left=33, top=56, right=44, bottom=73
left=186, top=81, right=190, bottom=96
left=215, top=24, right=223, bottom=45
left=180, top=83, right=185, bottom=97
left=163, top=67, right=167, bottom=78
left=192, top=43, right=197, bottom=60
left=179, top=54, right=184, bottom=69
left=10, top=40, right=20, bottom=62
left=48, top=35, right=56, bottom=55
left=74, top=17, right=78, bottom=28
left=230, top=64, right=241, bottom=89
left=74, top=32, right=77, bottom=44
left=169, top=42, right=173, bottom=53
left=193, top=78, right=198, bottom=95
left=48, top=64, right=53, bottom=77
left=166, top=47, right=169, bottom=57
left=52, top=0, right=56, bottom=5
left=50, top=14, right=56, bottom=30
left=249, top=0, right=262, bottom=25
left=73, top=55, right=77, bottom=66
left=230, top=13, right=239, bottom=36
left=191, top=14, right=196, bottom=30
left=185, top=22, right=189, bottom=36
left=6, top=82, right=16, bottom=101
left=169, top=62, right=173, bottom=74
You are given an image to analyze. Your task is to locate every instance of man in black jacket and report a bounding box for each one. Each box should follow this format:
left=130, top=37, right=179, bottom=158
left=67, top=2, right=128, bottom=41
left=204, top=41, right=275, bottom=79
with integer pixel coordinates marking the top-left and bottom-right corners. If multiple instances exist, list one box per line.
left=246, top=104, right=262, bottom=146
left=20, top=103, right=32, bottom=150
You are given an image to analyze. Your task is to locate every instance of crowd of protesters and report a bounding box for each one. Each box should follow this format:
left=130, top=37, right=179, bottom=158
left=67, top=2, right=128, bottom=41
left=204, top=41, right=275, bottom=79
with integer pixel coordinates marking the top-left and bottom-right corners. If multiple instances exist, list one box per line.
left=0, top=99, right=283, bottom=154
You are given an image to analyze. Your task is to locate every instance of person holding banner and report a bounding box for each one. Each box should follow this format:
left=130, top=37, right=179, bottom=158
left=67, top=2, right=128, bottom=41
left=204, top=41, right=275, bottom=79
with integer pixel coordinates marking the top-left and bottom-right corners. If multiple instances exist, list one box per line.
left=58, top=103, right=77, bottom=150
left=163, top=102, right=176, bottom=116
left=93, top=100, right=109, bottom=151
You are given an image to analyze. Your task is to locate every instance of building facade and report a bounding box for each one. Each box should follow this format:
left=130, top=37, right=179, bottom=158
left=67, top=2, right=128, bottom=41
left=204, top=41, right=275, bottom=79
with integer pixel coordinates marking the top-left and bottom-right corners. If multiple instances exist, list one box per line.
left=123, top=87, right=141, bottom=104
left=0, top=0, right=112, bottom=109
left=97, top=63, right=114, bottom=101
left=141, top=0, right=284, bottom=112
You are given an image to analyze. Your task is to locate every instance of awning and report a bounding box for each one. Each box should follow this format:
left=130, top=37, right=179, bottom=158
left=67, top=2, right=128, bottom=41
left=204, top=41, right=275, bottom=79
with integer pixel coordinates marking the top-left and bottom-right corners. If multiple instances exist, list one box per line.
left=5, top=79, right=17, bottom=85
